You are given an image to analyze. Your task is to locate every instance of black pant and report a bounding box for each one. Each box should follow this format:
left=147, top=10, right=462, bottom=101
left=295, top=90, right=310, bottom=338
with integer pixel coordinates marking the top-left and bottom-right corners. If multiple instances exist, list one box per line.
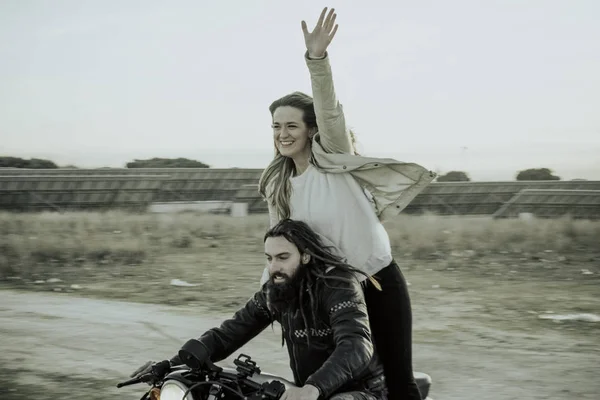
left=330, top=375, right=388, bottom=400
left=363, top=260, right=422, bottom=400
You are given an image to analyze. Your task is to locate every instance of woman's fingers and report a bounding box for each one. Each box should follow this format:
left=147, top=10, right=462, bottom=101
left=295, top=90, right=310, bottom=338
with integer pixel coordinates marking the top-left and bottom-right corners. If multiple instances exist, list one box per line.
left=301, top=7, right=340, bottom=53
left=323, top=8, right=335, bottom=30
left=301, top=19, right=309, bottom=37
left=316, top=7, right=328, bottom=28
left=329, top=23, right=339, bottom=41
left=326, top=12, right=337, bottom=33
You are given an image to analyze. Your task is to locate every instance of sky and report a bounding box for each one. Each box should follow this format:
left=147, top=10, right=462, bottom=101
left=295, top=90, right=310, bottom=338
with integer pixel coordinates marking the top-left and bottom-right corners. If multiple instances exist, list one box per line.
left=1, top=0, right=599, bottom=181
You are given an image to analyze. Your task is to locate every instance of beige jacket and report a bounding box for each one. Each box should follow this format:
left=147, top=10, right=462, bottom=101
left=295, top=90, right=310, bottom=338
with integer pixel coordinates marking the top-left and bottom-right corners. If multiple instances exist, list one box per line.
left=303, top=52, right=436, bottom=222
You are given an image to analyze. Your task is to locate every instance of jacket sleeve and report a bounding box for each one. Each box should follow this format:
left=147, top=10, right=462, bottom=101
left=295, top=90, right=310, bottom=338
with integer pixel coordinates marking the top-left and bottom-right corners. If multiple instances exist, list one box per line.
left=196, top=289, right=273, bottom=362
left=304, top=273, right=374, bottom=398
left=305, top=52, right=353, bottom=155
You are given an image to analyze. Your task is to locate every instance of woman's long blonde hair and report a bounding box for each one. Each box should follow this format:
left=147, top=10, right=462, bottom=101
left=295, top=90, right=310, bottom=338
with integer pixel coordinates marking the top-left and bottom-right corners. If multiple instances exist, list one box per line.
left=258, top=91, right=359, bottom=221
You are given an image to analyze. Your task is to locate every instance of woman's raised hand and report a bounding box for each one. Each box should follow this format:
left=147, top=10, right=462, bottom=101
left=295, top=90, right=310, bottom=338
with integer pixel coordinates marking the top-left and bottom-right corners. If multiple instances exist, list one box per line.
left=301, top=7, right=339, bottom=59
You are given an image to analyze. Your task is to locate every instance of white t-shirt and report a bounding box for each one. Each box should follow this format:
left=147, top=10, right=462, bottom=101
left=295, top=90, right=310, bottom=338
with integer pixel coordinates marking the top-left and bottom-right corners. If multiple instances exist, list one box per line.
left=264, top=164, right=392, bottom=282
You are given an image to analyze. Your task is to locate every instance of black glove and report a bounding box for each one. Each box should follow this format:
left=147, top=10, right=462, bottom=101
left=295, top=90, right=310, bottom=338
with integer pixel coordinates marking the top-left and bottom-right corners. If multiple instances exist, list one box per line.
left=129, top=359, right=172, bottom=383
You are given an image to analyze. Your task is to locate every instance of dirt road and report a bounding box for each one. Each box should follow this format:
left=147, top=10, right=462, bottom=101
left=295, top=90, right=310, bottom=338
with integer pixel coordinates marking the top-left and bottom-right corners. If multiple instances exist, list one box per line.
left=1, top=288, right=598, bottom=400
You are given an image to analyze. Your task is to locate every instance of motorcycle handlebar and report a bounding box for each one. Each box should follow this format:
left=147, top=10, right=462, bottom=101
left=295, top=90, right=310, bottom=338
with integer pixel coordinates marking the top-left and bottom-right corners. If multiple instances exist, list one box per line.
left=118, top=359, right=286, bottom=399
left=116, top=373, right=152, bottom=388
left=117, top=360, right=173, bottom=388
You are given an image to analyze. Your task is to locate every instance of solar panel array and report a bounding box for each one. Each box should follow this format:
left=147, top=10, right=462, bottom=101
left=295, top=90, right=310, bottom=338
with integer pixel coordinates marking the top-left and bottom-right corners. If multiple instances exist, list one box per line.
left=492, top=189, right=600, bottom=219
left=235, top=180, right=600, bottom=219
left=0, top=168, right=263, bottom=209
left=402, top=180, right=600, bottom=216
left=154, top=169, right=263, bottom=202
left=0, top=174, right=169, bottom=211
left=1, top=168, right=599, bottom=218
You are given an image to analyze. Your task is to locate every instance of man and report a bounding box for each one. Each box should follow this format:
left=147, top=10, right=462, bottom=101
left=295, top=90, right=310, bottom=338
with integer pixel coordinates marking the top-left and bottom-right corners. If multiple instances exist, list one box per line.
left=132, top=219, right=387, bottom=400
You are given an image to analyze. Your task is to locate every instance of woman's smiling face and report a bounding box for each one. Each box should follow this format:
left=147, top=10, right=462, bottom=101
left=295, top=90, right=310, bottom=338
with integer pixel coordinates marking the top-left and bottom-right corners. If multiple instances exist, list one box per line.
left=272, top=106, right=312, bottom=161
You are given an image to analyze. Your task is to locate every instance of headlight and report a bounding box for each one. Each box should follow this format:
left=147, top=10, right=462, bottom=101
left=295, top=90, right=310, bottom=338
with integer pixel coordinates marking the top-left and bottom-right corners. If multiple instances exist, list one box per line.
left=159, top=380, right=196, bottom=400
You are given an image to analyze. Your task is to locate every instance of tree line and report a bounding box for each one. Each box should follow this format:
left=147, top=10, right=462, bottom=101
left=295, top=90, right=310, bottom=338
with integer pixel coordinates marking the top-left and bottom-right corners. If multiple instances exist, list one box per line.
left=0, top=156, right=571, bottom=181
left=436, top=168, right=561, bottom=182
left=0, top=157, right=209, bottom=169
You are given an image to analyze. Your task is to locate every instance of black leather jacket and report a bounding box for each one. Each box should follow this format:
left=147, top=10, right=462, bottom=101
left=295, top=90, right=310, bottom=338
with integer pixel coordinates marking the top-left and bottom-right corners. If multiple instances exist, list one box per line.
left=193, top=268, right=384, bottom=399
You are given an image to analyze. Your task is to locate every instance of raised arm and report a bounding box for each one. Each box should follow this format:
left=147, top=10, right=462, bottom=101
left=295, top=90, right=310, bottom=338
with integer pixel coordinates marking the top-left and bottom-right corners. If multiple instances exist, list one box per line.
left=302, top=8, right=353, bottom=154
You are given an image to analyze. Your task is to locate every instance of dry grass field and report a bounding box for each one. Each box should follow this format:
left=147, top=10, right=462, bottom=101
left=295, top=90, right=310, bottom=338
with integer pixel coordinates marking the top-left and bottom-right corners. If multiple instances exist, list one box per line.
left=0, top=211, right=599, bottom=399
left=1, top=210, right=598, bottom=312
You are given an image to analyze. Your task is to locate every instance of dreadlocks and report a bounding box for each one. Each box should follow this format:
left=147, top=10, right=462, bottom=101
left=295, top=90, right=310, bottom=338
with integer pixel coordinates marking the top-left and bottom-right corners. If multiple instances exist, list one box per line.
left=264, top=218, right=381, bottom=346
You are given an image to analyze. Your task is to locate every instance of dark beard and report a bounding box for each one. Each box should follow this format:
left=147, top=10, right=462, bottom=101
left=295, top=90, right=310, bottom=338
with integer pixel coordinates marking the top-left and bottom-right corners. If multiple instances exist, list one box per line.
left=265, top=265, right=308, bottom=316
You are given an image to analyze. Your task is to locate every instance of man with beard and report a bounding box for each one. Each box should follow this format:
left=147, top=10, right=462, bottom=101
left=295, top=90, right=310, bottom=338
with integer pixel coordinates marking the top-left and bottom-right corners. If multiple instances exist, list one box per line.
left=131, top=218, right=387, bottom=400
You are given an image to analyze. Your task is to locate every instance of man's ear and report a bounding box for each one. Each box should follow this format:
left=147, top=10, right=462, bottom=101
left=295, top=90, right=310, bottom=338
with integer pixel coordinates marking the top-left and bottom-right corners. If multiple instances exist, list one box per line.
left=301, top=253, right=311, bottom=264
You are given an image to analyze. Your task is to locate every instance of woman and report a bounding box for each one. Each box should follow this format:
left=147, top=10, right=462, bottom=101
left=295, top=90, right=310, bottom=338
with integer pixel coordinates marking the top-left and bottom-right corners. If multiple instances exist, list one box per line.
left=258, top=7, right=435, bottom=400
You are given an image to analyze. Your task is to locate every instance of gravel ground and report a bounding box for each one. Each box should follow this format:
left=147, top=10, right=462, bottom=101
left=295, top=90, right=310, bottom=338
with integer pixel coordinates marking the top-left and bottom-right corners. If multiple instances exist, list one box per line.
left=1, top=261, right=598, bottom=400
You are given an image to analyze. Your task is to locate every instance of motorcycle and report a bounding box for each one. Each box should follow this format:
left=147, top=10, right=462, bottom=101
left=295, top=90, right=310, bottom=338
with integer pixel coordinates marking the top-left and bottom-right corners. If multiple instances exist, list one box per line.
left=117, top=339, right=434, bottom=400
